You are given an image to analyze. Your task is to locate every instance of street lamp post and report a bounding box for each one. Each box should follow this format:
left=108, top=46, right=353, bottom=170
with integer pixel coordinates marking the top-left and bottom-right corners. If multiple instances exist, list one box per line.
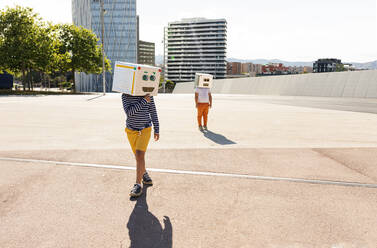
left=163, top=27, right=166, bottom=93
left=100, top=0, right=106, bottom=95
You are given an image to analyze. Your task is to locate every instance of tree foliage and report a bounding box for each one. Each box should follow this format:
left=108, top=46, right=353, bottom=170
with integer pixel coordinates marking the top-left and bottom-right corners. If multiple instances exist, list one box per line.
left=0, top=6, right=41, bottom=89
left=335, top=64, right=346, bottom=72
left=0, top=6, right=111, bottom=91
left=165, top=80, right=176, bottom=90
left=54, top=24, right=111, bottom=90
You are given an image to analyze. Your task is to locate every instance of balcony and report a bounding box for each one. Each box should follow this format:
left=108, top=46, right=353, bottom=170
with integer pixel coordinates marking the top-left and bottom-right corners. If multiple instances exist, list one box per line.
left=168, top=51, right=226, bottom=56
left=168, top=68, right=225, bottom=72
left=168, top=32, right=226, bottom=38
left=167, top=41, right=227, bottom=46
left=168, top=59, right=226, bottom=63
left=168, top=52, right=226, bottom=56
left=167, top=26, right=227, bottom=32
left=168, top=44, right=226, bottom=49
left=168, top=47, right=226, bottom=51
left=167, top=36, right=226, bottom=42
left=169, top=23, right=226, bottom=29
left=168, top=61, right=227, bottom=65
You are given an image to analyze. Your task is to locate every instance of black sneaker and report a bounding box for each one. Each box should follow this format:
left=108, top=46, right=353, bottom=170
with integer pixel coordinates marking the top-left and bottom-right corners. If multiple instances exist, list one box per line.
left=199, top=126, right=204, bottom=132
left=142, top=172, right=153, bottom=185
left=203, top=126, right=208, bottom=131
left=130, top=184, right=142, bottom=197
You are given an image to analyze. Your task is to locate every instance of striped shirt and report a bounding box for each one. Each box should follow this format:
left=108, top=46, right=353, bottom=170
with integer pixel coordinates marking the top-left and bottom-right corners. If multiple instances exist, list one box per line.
left=121, top=94, right=159, bottom=134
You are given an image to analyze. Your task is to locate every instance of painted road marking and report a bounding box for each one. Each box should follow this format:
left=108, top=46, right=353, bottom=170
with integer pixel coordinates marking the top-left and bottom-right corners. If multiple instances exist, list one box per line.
left=0, top=100, right=45, bottom=104
left=1, top=157, right=377, bottom=189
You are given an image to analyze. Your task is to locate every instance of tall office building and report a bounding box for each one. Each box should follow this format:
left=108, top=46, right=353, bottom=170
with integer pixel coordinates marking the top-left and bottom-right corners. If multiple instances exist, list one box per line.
left=72, top=0, right=137, bottom=92
left=164, top=18, right=227, bottom=83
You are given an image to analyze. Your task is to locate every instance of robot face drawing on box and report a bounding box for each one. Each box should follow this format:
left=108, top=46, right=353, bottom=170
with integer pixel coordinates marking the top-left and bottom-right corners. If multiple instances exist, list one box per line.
left=133, top=66, right=161, bottom=96
left=112, top=62, right=161, bottom=96
left=195, top=73, right=214, bottom=89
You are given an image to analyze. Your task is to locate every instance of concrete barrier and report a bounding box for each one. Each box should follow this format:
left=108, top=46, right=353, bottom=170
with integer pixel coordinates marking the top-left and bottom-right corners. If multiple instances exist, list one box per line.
left=173, top=70, right=377, bottom=98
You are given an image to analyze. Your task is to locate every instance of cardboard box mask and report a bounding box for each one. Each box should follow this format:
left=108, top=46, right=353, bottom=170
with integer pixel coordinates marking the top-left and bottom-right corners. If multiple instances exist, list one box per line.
left=112, top=61, right=161, bottom=96
left=195, top=73, right=214, bottom=88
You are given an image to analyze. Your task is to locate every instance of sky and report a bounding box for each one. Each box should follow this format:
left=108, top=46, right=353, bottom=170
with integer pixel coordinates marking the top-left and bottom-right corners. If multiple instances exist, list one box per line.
left=1, top=0, right=376, bottom=62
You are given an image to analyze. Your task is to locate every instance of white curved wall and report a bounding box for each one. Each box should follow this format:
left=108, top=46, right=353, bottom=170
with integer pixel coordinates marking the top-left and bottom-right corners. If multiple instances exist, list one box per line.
left=173, top=70, right=377, bottom=98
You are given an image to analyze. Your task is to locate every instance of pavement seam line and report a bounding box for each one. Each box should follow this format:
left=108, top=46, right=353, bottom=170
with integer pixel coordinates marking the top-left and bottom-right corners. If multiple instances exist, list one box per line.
left=1, top=157, right=377, bottom=189
left=312, top=148, right=377, bottom=182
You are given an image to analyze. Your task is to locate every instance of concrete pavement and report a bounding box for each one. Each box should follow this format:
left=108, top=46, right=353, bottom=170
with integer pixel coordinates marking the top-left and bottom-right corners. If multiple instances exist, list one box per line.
left=1, top=94, right=377, bottom=151
left=1, top=94, right=377, bottom=247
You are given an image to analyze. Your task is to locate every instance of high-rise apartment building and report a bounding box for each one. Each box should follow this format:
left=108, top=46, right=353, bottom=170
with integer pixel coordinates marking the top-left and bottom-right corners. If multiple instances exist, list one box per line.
left=138, top=41, right=155, bottom=66
left=72, top=0, right=137, bottom=92
left=313, top=58, right=342, bottom=73
left=164, top=18, right=227, bottom=83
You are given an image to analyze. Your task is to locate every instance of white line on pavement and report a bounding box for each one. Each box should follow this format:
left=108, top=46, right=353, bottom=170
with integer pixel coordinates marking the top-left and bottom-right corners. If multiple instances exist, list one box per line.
left=0, top=101, right=35, bottom=104
left=1, top=157, right=377, bottom=189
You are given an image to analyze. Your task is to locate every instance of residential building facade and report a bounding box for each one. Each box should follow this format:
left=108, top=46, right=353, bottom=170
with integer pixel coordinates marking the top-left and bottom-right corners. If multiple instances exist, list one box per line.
left=72, top=0, right=137, bottom=92
left=136, top=15, right=155, bottom=66
left=165, top=18, right=227, bottom=83
left=138, top=41, right=155, bottom=66
left=241, top=63, right=252, bottom=74
left=227, top=62, right=242, bottom=75
left=240, top=63, right=263, bottom=76
left=261, top=63, right=289, bottom=75
left=313, top=58, right=342, bottom=73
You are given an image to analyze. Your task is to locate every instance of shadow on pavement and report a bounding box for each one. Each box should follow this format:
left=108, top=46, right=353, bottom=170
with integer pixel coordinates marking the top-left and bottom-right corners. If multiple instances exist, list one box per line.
left=86, top=94, right=104, bottom=101
left=202, top=129, right=236, bottom=145
left=127, top=186, right=173, bottom=248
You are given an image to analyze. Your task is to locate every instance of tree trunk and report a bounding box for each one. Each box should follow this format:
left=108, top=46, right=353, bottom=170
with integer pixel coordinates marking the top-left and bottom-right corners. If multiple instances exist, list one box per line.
left=72, top=68, right=76, bottom=93
left=22, top=69, right=26, bottom=91
left=27, top=70, right=30, bottom=90
left=28, top=69, right=33, bottom=91
left=40, top=72, right=44, bottom=90
left=31, top=70, right=34, bottom=91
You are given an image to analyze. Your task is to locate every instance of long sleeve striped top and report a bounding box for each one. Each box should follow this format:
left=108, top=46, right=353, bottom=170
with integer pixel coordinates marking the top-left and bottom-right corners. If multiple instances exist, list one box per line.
left=121, top=94, right=159, bottom=134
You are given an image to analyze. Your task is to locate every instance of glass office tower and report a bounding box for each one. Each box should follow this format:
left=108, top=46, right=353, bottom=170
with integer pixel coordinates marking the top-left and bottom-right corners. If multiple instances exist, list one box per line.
left=72, top=0, right=137, bottom=92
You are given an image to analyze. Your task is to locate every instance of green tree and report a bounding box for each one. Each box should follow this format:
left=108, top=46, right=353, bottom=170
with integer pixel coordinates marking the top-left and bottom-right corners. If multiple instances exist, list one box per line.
left=33, top=23, right=58, bottom=88
left=54, top=24, right=111, bottom=91
left=165, top=80, right=176, bottom=91
left=335, top=64, right=346, bottom=72
left=0, top=6, right=41, bottom=90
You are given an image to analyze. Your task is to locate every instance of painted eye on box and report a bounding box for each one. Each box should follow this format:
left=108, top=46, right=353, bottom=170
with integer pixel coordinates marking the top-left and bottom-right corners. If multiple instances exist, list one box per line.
left=150, top=75, right=156, bottom=81
left=142, top=75, right=148, bottom=81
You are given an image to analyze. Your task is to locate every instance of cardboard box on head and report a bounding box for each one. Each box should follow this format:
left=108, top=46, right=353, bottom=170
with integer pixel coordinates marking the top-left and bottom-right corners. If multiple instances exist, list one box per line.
left=195, top=73, right=214, bottom=89
left=112, top=61, right=161, bottom=96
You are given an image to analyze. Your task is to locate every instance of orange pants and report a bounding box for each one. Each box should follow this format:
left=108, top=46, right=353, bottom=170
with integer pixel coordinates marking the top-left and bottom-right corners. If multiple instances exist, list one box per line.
left=197, top=103, right=209, bottom=126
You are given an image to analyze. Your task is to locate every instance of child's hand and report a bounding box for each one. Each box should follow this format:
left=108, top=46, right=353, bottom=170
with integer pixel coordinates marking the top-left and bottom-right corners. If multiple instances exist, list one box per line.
left=144, top=94, right=151, bottom=103
left=154, top=133, right=160, bottom=141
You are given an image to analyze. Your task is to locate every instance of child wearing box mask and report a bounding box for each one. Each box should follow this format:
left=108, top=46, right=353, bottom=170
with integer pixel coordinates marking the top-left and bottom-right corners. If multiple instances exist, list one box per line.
left=122, top=93, right=159, bottom=197
left=195, top=87, right=212, bottom=131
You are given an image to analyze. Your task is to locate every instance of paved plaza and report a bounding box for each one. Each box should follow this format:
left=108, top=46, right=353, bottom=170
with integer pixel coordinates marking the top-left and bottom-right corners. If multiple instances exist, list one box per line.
left=1, top=93, right=377, bottom=247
